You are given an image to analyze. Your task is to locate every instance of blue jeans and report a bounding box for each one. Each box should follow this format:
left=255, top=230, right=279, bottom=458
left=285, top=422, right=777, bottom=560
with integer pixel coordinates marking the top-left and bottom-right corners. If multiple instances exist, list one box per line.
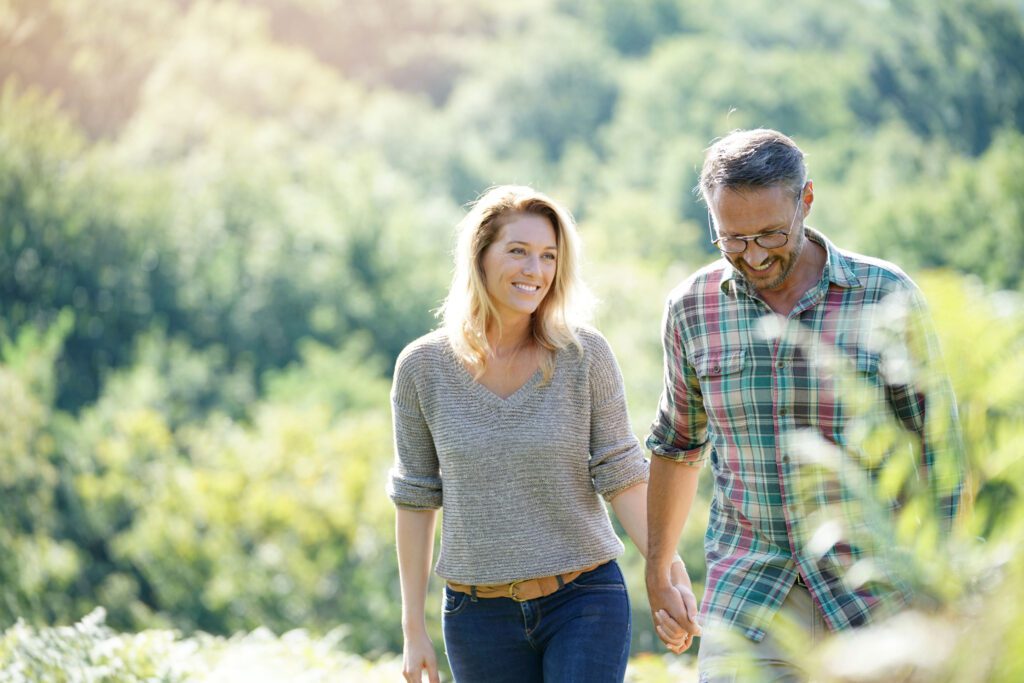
left=442, top=560, right=632, bottom=682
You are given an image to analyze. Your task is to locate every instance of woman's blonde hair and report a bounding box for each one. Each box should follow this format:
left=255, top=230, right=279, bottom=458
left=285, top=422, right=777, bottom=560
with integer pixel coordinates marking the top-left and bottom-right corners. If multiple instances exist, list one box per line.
left=440, top=185, right=592, bottom=383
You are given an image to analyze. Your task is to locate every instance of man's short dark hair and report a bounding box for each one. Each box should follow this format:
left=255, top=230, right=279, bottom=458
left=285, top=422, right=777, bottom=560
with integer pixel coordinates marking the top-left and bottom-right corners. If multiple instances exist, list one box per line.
left=699, top=129, right=807, bottom=203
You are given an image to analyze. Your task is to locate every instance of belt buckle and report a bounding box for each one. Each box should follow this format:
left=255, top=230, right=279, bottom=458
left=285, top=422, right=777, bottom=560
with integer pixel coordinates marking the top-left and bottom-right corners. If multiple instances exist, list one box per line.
left=508, top=579, right=527, bottom=602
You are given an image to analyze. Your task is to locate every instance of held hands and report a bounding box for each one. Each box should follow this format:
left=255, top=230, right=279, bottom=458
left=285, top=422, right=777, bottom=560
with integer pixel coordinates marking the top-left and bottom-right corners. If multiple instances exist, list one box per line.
left=646, top=555, right=702, bottom=654
left=402, top=628, right=440, bottom=683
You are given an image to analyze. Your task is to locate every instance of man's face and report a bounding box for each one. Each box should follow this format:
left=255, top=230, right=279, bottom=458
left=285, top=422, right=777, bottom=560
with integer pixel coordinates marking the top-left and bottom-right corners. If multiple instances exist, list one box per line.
left=709, top=185, right=808, bottom=293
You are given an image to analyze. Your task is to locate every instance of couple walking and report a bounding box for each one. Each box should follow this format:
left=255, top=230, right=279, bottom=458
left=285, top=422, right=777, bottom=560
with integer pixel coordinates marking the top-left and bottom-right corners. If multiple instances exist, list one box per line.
left=387, top=129, right=963, bottom=683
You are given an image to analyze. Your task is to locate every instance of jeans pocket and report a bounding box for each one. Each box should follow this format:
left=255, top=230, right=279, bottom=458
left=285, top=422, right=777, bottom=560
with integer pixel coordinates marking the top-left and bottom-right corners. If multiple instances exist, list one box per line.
left=568, top=561, right=626, bottom=591
left=442, top=587, right=470, bottom=616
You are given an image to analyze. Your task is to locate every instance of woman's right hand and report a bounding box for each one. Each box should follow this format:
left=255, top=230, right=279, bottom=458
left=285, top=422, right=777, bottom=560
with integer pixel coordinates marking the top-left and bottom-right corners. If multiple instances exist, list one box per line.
left=646, top=555, right=701, bottom=654
left=402, top=628, right=441, bottom=683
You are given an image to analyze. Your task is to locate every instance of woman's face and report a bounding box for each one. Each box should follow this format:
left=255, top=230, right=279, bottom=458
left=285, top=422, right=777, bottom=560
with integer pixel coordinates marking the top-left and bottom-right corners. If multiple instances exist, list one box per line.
left=481, top=213, right=558, bottom=325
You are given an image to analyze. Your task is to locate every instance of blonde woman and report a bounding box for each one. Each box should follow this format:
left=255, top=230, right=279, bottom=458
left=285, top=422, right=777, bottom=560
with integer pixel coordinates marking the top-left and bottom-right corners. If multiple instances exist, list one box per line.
left=388, top=186, right=687, bottom=682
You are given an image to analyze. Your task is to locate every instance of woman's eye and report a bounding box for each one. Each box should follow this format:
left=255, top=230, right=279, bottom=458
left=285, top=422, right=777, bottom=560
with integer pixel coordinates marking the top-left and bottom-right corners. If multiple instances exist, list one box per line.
left=542, top=253, right=556, bottom=260
left=510, top=247, right=525, bottom=255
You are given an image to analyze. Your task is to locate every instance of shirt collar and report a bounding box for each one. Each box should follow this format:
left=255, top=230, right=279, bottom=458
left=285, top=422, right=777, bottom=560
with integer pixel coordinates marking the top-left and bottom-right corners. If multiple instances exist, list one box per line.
left=719, top=226, right=862, bottom=297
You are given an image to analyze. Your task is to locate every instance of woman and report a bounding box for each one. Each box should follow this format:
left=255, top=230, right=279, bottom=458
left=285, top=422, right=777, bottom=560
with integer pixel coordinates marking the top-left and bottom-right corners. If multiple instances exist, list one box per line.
left=388, top=185, right=684, bottom=682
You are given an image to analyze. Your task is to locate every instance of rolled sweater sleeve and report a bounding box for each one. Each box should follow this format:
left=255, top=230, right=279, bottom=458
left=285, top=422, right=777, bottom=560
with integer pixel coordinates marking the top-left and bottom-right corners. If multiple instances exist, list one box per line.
left=585, top=330, right=649, bottom=500
left=387, top=347, right=442, bottom=510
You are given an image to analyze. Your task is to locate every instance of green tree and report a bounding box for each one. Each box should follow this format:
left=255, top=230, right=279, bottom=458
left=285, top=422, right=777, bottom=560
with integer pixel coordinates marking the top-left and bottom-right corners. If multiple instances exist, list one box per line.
left=837, top=126, right=1024, bottom=292
left=0, top=312, right=83, bottom=626
left=859, top=0, right=1024, bottom=155
left=446, top=17, right=619, bottom=162
left=556, top=0, right=693, bottom=56
left=0, top=86, right=178, bottom=409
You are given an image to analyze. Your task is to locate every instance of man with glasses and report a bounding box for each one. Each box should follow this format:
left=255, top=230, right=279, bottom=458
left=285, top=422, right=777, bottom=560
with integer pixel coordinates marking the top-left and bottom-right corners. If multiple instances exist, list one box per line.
left=643, top=129, right=963, bottom=681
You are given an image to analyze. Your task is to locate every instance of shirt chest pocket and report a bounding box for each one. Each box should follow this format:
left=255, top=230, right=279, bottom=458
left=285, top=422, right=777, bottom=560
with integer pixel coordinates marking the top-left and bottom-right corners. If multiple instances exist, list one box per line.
left=693, top=348, right=747, bottom=379
left=692, top=348, right=748, bottom=426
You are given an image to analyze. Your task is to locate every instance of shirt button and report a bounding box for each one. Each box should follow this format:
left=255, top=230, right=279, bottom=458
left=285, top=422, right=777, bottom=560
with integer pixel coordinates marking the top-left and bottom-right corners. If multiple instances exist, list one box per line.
left=782, top=455, right=791, bottom=464
left=779, top=407, right=789, bottom=417
left=776, top=360, right=786, bottom=369
left=712, top=365, right=720, bottom=373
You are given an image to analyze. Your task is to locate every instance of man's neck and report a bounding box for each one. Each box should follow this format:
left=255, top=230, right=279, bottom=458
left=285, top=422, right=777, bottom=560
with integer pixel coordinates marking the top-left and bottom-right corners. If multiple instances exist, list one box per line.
left=756, top=240, right=827, bottom=317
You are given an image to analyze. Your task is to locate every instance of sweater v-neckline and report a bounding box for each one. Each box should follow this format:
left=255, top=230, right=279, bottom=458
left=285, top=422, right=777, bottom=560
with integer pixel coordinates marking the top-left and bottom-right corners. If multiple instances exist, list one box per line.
left=446, top=342, right=547, bottom=407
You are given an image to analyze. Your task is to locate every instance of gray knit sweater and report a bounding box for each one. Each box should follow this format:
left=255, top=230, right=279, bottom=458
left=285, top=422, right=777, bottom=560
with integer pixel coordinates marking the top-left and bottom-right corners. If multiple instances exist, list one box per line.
left=387, top=326, right=649, bottom=585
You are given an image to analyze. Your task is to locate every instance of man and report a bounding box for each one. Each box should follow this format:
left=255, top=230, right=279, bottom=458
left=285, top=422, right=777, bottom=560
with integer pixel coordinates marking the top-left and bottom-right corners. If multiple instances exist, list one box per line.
left=644, top=129, right=963, bottom=681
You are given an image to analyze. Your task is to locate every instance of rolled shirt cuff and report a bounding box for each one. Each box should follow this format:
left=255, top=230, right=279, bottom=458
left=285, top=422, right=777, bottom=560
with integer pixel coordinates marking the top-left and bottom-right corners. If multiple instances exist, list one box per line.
left=646, top=437, right=710, bottom=467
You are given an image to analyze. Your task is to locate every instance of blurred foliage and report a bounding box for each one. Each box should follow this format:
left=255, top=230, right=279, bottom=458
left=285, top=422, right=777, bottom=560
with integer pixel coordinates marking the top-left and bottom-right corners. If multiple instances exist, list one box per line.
left=0, top=0, right=1022, bottom=680
left=0, top=607, right=405, bottom=682
left=733, top=273, right=1024, bottom=682
left=860, top=0, right=1024, bottom=155
left=0, top=608, right=699, bottom=682
left=0, top=609, right=191, bottom=683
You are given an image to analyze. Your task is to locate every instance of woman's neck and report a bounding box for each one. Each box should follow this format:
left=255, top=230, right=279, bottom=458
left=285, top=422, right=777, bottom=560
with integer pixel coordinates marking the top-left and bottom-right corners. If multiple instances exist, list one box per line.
left=487, top=317, right=533, bottom=357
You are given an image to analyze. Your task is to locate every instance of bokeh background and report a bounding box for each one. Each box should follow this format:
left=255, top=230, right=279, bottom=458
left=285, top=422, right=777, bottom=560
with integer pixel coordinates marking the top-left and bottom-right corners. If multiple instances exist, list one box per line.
left=1, top=0, right=1023, bottom=680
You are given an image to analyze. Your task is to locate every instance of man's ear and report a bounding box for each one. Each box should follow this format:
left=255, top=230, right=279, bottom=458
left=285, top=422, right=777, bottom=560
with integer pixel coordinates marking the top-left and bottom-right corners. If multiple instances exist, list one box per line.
left=802, top=180, right=814, bottom=218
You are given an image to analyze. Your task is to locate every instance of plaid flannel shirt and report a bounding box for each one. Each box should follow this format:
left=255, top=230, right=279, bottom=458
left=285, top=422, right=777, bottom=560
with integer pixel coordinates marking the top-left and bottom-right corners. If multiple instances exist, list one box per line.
left=648, top=228, right=963, bottom=641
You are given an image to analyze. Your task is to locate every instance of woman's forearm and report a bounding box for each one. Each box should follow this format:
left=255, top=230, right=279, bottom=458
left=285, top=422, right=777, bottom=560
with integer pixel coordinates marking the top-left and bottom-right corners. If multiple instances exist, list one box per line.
left=396, top=507, right=438, bottom=633
left=609, top=481, right=651, bottom=558
left=610, top=479, right=686, bottom=566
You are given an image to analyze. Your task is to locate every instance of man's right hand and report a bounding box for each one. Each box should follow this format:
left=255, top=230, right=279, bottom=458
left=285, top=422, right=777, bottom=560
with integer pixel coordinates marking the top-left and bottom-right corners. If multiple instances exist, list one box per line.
left=402, top=628, right=440, bottom=683
left=646, top=556, right=701, bottom=654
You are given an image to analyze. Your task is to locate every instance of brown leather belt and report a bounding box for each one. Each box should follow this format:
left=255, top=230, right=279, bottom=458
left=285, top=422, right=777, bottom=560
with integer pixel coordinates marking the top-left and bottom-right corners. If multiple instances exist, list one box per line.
left=447, top=562, right=603, bottom=602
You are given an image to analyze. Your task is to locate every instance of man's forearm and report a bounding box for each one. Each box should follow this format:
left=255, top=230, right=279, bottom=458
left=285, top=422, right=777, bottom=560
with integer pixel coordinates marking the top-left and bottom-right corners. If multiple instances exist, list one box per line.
left=647, top=456, right=701, bottom=567
left=646, top=455, right=703, bottom=649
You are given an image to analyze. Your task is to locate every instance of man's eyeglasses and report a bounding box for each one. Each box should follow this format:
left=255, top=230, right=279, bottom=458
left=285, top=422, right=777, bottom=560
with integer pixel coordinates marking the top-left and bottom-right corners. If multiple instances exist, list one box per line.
left=708, top=196, right=803, bottom=255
